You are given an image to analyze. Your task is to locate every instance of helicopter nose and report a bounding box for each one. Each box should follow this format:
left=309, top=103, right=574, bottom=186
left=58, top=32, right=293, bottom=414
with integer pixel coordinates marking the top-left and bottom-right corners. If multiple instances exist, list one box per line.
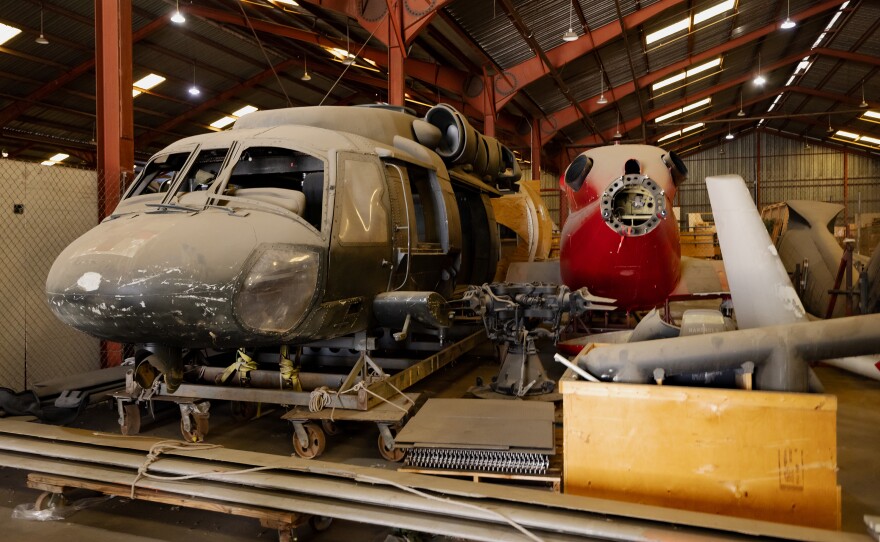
left=45, top=211, right=257, bottom=345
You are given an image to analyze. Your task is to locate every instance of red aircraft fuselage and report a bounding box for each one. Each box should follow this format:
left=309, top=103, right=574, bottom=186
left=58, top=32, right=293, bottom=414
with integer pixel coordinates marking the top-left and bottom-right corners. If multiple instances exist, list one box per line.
left=559, top=144, right=687, bottom=311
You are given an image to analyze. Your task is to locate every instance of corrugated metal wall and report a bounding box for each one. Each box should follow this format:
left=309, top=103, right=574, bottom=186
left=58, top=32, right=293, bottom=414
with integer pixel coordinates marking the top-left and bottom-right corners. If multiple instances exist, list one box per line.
left=520, top=167, right=562, bottom=226
left=678, top=132, right=880, bottom=228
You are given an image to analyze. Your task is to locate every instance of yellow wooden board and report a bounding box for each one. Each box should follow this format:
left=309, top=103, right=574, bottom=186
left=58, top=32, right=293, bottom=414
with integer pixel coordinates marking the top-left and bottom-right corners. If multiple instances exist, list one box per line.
left=560, top=378, right=840, bottom=530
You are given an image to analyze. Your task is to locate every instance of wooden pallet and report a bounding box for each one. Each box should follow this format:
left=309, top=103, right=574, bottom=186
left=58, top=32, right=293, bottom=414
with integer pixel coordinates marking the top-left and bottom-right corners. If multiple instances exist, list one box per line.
left=26, top=473, right=323, bottom=542
left=397, top=467, right=561, bottom=492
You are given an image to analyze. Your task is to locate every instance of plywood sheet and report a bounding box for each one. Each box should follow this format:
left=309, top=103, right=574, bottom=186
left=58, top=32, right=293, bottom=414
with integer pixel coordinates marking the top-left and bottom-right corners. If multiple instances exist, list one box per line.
left=560, top=380, right=840, bottom=530
left=395, top=398, right=554, bottom=452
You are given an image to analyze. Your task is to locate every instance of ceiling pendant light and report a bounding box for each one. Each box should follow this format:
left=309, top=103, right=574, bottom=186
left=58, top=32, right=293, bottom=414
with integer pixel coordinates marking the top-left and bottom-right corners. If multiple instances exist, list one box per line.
left=562, top=1, right=578, bottom=42
left=613, top=111, right=622, bottom=140
left=860, top=83, right=868, bottom=108
left=597, top=69, right=608, bottom=104
left=171, top=0, right=185, bottom=24
left=719, top=146, right=725, bottom=155
left=725, top=122, right=734, bottom=140
left=754, top=54, right=765, bottom=86
left=737, top=91, right=745, bottom=117
left=301, top=56, right=312, bottom=81
left=35, top=3, right=48, bottom=45
left=780, top=0, right=796, bottom=29
left=188, top=62, right=200, bottom=96
left=826, top=115, right=834, bottom=134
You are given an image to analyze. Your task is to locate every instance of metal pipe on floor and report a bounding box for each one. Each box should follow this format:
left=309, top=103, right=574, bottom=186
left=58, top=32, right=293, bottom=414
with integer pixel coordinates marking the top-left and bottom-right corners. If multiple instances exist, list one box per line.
left=0, top=419, right=862, bottom=542
left=581, top=314, right=880, bottom=392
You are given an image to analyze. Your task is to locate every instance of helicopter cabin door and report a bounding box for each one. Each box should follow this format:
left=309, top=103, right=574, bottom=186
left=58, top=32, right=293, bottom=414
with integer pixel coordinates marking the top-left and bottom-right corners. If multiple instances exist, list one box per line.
left=328, top=153, right=393, bottom=302
left=383, top=160, right=453, bottom=297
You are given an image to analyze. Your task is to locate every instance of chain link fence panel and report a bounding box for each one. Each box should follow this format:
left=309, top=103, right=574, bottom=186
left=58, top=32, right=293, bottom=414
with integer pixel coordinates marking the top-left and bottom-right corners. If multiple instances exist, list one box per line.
left=0, top=159, right=126, bottom=390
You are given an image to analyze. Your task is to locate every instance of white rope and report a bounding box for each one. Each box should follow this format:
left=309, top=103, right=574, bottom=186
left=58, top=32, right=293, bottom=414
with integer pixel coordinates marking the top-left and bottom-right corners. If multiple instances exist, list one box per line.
left=356, top=474, right=545, bottom=542
left=308, top=386, right=332, bottom=412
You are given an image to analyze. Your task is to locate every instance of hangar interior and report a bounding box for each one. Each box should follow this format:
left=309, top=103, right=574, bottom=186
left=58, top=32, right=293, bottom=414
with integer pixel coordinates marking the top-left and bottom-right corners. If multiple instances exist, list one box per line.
left=0, top=1, right=879, bottom=541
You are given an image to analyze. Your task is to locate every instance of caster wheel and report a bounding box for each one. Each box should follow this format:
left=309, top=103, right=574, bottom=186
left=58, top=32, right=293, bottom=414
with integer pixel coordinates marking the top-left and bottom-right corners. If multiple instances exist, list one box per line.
left=34, top=491, right=68, bottom=512
left=120, top=403, right=141, bottom=436
left=377, top=428, right=405, bottom=462
left=292, top=423, right=326, bottom=459
left=180, top=414, right=209, bottom=442
left=321, top=419, right=341, bottom=436
left=230, top=401, right=258, bottom=422
left=309, top=515, right=333, bottom=531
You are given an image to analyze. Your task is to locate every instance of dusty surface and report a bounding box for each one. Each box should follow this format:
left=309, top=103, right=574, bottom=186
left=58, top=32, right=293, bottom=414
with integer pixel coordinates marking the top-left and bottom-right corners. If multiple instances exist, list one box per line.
left=0, top=354, right=876, bottom=540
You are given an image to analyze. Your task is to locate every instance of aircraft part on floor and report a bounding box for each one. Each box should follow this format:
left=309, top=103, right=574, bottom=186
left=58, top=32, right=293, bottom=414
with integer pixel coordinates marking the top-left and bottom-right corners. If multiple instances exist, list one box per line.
left=707, top=175, right=807, bottom=328
left=404, top=448, right=550, bottom=475
left=0, top=419, right=855, bottom=542
left=580, top=313, right=880, bottom=392
left=395, top=399, right=554, bottom=475
left=464, top=283, right=614, bottom=395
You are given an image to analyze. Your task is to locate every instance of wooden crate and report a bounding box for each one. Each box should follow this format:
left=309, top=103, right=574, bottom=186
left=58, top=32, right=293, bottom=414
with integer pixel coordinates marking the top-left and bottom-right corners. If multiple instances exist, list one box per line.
left=559, top=377, right=840, bottom=530
left=679, top=231, right=717, bottom=259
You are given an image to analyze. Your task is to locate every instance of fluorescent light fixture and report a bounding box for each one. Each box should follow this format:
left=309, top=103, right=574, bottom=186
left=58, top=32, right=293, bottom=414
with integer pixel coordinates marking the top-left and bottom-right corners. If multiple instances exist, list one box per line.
left=861, top=110, right=880, bottom=122
left=133, top=73, right=166, bottom=98
left=646, top=18, right=689, bottom=45
left=687, top=58, right=722, bottom=77
left=694, top=0, right=735, bottom=25
left=834, top=130, right=858, bottom=140
left=49, top=153, right=68, bottom=162
left=655, top=109, right=684, bottom=123
left=0, top=23, right=22, bottom=46
left=655, top=98, right=711, bottom=124
left=682, top=122, right=704, bottom=133
left=653, top=58, right=721, bottom=92
left=40, top=161, right=56, bottom=166
left=860, top=136, right=880, bottom=145
left=794, top=58, right=811, bottom=74
left=272, top=0, right=299, bottom=5
left=652, top=72, right=686, bottom=91
left=210, top=116, right=236, bottom=129
left=682, top=97, right=711, bottom=112
left=232, top=105, right=258, bottom=117
left=657, top=131, right=682, bottom=143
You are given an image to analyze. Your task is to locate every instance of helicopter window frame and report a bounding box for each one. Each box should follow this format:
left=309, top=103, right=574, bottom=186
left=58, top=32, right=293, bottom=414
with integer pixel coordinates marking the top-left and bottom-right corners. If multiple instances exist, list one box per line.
left=123, top=146, right=197, bottom=200
left=334, top=153, right=389, bottom=246
left=164, top=147, right=233, bottom=199
left=210, top=142, right=329, bottom=234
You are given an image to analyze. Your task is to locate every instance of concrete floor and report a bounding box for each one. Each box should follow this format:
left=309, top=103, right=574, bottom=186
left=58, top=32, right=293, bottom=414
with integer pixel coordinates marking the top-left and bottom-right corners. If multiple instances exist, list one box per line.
left=0, top=357, right=877, bottom=541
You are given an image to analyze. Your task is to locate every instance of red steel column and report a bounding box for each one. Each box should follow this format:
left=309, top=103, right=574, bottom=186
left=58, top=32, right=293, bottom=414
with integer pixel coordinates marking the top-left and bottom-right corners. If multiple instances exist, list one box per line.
left=95, top=0, right=133, bottom=367
left=95, top=0, right=134, bottom=219
left=530, top=116, right=542, bottom=179
left=387, top=1, right=406, bottom=106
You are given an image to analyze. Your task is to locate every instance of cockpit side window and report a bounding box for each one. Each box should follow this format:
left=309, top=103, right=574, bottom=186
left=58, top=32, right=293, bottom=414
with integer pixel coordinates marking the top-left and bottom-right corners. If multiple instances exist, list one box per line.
left=174, top=148, right=229, bottom=194
left=225, top=146, right=326, bottom=231
left=124, top=152, right=190, bottom=198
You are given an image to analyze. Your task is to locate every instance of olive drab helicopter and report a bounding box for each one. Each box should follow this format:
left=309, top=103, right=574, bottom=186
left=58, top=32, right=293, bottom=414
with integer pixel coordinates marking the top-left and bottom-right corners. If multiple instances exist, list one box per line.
left=46, top=104, right=520, bottom=392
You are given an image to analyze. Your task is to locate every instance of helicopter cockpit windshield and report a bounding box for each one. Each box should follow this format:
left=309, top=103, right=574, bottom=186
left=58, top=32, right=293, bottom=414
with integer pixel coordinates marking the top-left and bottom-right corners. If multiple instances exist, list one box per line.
left=123, top=151, right=191, bottom=200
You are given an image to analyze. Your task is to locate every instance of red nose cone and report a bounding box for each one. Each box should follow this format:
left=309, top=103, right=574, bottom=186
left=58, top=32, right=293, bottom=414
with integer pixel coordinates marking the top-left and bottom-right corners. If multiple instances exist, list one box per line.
left=560, top=204, right=680, bottom=310
left=559, top=145, right=683, bottom=310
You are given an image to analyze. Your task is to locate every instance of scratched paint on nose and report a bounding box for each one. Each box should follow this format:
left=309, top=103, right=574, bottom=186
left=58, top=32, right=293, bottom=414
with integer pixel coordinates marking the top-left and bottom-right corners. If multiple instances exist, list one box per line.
left=76, top=272, right=102, bottom=292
